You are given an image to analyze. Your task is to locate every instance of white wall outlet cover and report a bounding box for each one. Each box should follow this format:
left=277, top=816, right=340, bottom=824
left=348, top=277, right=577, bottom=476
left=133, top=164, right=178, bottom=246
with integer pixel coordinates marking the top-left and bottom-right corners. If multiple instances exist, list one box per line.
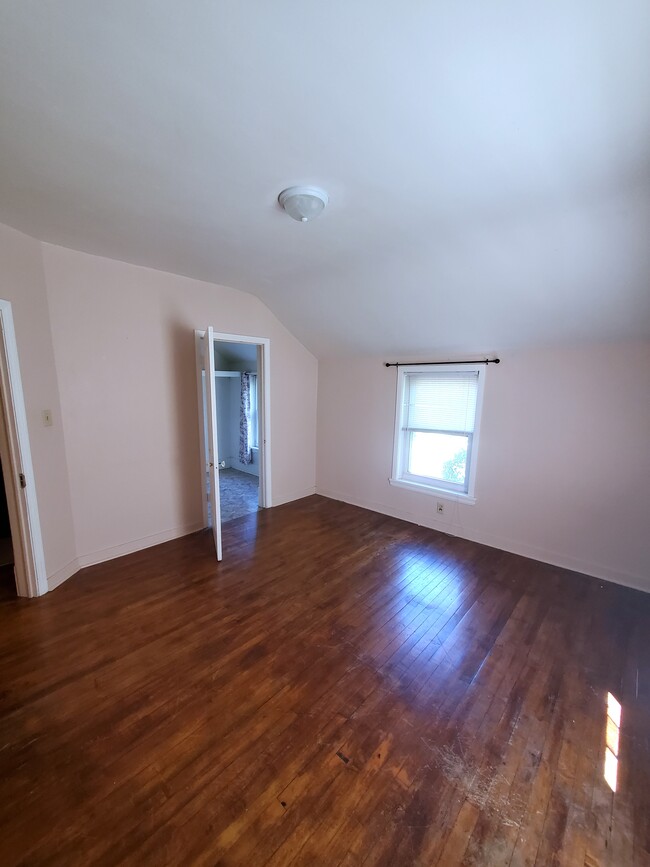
left=42, top=410, right=53, bottom=426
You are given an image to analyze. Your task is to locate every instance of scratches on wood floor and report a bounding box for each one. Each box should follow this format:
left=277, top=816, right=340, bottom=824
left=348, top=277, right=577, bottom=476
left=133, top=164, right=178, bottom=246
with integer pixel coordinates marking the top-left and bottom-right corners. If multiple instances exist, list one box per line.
left=0, top=495, right=648, bottom=866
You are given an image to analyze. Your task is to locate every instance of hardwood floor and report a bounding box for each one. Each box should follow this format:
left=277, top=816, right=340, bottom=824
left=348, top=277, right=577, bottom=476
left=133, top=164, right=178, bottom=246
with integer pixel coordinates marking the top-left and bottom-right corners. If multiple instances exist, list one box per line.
left=0, top=496, right=648, bottom=866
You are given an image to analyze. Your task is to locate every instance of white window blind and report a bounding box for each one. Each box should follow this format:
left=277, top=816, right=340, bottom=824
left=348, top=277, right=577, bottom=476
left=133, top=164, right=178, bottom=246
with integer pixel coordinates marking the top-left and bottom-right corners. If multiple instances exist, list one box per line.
left=405, top=372, right=479, bottom=433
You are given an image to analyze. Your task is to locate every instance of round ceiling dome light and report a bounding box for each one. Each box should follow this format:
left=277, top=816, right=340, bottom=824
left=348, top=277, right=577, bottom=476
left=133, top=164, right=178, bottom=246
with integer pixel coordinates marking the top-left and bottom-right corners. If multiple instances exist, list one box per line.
left=278, top=186, right=329, bottom=223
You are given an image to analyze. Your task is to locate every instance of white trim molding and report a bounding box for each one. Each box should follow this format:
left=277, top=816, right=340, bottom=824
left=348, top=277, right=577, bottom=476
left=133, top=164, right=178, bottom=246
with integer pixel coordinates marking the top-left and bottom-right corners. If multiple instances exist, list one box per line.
left=316, top=487, right=650, bottom=595
left=0, top=299, right=48, bottom=596
left=47, top=522, right=206, bottom=591
left=388, top=477, right=477, bottom=505
left=47, top=558, right=80, bottom=592
left=272, top=486, right=317, bottom=507
left=75, top=522, right=205, bottom=570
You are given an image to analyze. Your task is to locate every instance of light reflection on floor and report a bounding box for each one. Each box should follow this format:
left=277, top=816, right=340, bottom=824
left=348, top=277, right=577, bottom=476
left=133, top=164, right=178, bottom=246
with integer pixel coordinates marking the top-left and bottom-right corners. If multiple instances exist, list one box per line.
left=604, top=691, right=621, bottom=792
left=367, top=543, right=467, bottom=662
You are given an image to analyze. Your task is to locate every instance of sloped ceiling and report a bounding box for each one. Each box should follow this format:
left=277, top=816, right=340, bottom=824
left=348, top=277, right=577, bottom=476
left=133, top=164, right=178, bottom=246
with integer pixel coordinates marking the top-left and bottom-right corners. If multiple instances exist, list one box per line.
left=1, top=1, right=649, bottom=358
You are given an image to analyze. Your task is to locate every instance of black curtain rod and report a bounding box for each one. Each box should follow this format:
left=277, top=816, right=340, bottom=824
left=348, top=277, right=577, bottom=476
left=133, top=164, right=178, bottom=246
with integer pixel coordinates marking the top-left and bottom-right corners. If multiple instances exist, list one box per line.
left=385, top=358, right=500, bottom=368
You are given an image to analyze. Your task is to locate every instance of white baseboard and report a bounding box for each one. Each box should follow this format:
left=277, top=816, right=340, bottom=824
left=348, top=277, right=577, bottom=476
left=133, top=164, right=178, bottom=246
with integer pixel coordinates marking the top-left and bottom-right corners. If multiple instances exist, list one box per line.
left=76, top=522, right=205, bottom=569
left=47, top=557, right=80, bottom=592
left=272, top=486, right=317, bottom=508
left=46, top=522, right=205, bottom=591
left=315, top=487, right=650, bottom=595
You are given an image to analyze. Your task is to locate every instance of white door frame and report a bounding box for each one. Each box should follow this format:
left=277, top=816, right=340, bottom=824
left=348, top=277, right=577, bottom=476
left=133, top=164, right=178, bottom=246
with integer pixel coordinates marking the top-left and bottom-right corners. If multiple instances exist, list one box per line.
left=0, top=300, right=48, bottom=597
left=194, top=330, right=272, bottom=528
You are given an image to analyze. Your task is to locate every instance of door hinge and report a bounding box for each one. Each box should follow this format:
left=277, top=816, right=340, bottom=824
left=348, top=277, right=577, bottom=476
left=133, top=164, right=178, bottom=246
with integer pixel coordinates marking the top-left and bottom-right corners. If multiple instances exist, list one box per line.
left=19, top=473, right=26, bottom=489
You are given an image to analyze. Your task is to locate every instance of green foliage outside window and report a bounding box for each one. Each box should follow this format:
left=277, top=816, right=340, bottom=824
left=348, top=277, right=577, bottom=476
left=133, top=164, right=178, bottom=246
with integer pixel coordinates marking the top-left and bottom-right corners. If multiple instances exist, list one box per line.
left=442, top=448, right=467, bottom=483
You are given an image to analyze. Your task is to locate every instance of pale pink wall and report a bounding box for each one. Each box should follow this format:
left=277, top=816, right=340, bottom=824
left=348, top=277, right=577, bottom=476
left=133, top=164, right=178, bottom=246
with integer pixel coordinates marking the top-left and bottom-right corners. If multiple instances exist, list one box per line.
left=0, top=224, right=76, bottom=582
left=317, top=344, right=650, bottom=592
left=42, top=244, right=317, bottom=565
left=5, top=217, right=646, bottom=594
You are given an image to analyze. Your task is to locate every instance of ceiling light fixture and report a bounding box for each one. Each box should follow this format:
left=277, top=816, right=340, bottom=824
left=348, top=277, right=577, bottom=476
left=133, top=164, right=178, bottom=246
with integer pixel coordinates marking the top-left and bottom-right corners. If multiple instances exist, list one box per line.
left=278, top=186, right=328, bottom=223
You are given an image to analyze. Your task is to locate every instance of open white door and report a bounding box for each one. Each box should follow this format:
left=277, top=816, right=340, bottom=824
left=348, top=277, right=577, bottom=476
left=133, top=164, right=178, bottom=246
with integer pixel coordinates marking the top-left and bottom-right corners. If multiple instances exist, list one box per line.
left=203, top=327, right=222, bottom=560
left=256, top=344, right=265, bottom=508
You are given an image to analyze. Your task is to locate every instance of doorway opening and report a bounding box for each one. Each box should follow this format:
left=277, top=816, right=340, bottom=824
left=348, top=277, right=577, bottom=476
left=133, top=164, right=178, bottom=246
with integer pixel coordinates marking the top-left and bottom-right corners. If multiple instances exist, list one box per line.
left=195, top=329, right=271, bottom=561
left=213, top=340, right=261, bottom=523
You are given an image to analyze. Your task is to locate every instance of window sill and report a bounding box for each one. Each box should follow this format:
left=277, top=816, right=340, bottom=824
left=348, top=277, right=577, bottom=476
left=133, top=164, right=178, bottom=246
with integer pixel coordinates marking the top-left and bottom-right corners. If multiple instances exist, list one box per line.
left=388, top=477, right=476, bottom=505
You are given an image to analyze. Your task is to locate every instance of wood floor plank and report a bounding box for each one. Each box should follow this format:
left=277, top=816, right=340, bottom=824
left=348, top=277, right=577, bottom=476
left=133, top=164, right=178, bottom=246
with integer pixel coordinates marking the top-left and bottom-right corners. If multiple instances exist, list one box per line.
left=1, top=495, right=648, bottom=865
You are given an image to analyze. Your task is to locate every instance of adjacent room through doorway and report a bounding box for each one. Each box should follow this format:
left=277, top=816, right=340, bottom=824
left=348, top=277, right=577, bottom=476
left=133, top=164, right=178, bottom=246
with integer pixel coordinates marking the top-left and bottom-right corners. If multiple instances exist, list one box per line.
left=197, top=327, right=270, bottom=561
left=213, top=341, right=261, bottom=524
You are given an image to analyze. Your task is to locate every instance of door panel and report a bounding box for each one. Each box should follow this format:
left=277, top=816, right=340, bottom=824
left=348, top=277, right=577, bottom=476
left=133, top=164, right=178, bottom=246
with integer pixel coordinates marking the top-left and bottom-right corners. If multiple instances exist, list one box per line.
left=203, top=327, right=222, bottom=560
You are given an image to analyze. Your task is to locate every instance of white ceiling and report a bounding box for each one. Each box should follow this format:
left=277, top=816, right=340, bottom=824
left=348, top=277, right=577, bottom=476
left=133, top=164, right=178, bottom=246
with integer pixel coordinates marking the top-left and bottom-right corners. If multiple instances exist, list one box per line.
left=1, top=1, right=649, bottom=358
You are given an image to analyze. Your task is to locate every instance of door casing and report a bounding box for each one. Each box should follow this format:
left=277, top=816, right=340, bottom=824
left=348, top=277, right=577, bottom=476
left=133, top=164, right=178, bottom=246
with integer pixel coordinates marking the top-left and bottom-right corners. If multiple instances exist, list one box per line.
left=0, top=299, right=48, bottom=596
left=194, top=330, right=272, bottom=531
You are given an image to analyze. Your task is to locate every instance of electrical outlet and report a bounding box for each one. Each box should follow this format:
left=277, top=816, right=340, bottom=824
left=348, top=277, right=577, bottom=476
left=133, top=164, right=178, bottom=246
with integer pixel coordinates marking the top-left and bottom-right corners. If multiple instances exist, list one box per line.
left=436, top=501, right=444, bottom=515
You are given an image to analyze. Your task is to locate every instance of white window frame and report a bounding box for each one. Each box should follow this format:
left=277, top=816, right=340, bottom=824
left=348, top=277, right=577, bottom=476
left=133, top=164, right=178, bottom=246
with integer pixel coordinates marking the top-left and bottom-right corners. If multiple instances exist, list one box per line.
left=389, top=363, right=487, bottom=504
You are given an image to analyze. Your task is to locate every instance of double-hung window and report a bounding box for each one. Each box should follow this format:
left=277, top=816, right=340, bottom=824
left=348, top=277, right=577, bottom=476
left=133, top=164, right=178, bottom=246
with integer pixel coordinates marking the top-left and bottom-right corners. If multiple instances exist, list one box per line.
left=390, top=364, right=486, bottom=503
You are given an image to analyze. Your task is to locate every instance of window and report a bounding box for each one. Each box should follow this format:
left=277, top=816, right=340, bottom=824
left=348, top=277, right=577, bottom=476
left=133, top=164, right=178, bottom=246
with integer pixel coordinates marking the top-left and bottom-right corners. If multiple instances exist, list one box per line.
left=249, top=374, right=258, bottom=449
left=390, top=364, right=486, bottom=503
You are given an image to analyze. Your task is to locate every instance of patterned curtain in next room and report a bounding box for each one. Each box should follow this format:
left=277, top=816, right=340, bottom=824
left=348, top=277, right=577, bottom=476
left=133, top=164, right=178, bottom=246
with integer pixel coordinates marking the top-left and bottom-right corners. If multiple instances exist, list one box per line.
left=239, top=372, right=254, bottom=465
